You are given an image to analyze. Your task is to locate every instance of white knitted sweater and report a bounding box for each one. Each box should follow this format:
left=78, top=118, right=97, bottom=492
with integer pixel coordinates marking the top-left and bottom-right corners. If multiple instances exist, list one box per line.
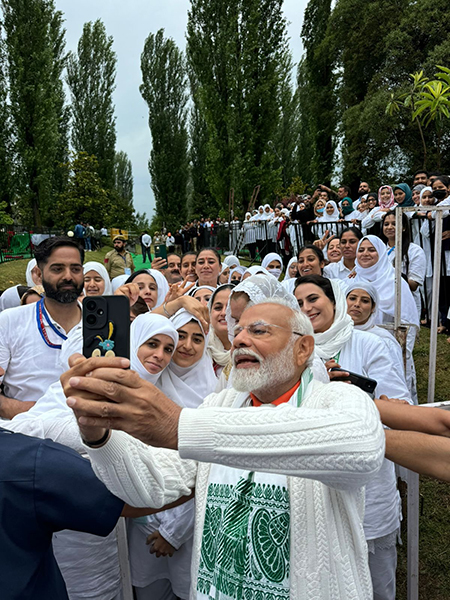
left=86, top=379, right=385, bottom=600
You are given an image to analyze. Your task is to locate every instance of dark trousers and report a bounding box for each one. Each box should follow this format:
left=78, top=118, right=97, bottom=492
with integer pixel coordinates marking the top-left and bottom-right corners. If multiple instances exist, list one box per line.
left=246, top=242, right=257, bottom=260
left=141, top=245, right=152, bottom=263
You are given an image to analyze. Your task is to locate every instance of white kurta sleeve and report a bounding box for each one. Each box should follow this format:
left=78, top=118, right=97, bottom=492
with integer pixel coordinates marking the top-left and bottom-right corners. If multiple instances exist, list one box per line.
left=85, top=430, right=197, bottom=508
left=407, top=243, right=426, bottom=286
left=178, top=381, right=385, bottom=491
left=157, top=499, right=195, bottom=550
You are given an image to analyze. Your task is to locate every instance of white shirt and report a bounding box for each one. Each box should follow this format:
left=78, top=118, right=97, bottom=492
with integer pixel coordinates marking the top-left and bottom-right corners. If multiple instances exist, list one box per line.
left=100, top=227, right=108, bottom=236
left=141, top=233, right=152, bottom=247
left=0, top=302, right=82, bottom=402
left=323, top=258, right=353, bottom=280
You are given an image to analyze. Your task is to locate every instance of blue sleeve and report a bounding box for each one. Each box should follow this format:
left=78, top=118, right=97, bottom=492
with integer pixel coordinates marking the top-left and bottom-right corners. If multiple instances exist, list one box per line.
left=34, top=439, right=124, bottom=536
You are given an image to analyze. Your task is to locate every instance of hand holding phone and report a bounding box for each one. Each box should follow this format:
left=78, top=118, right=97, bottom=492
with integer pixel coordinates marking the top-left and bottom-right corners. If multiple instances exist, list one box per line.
left=329, top=367, right=377, bottom=395
left=82, top=296, right=130, bottom=360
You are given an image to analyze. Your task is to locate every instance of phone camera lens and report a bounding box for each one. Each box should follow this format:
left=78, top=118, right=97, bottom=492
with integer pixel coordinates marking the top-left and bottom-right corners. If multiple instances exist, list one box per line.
left=97, top=308, right=104, bottom=316
left=86, top=300, right=96, bottom=312
left=86, top=314, right=96, bottom=325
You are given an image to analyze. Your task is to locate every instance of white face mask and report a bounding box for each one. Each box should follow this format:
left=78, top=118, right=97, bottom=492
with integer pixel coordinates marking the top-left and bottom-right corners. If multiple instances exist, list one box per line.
left=268, top=267, right=282, bottom=279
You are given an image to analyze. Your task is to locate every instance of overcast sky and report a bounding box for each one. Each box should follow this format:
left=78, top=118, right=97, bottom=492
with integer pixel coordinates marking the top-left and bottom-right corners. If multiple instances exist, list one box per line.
left=56, top=0, right=308, bottom=219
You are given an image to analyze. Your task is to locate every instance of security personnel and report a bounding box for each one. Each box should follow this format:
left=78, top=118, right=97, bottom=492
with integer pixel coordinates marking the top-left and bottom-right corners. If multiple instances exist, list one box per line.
left=104, top=235, right=135, bottom=280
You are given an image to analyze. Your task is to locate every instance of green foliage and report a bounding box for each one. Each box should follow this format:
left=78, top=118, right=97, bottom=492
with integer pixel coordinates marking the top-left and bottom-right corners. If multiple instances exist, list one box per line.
left=186, top=0, right=288, bottom=213
left=0, top=200, right=13, bottom=224
left=54, top=151, right=109, bottom=229
left=133, top=211, right=151, bottom=232
left=2, top=0, right=68, bottom=228
left=67, top=19, right=117, bottom=190
left=140, top=28, right=189, bottom=231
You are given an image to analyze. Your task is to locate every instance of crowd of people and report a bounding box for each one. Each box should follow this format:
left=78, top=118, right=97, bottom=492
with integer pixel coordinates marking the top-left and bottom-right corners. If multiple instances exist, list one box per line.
left=0, top=167, right=448, bottom=600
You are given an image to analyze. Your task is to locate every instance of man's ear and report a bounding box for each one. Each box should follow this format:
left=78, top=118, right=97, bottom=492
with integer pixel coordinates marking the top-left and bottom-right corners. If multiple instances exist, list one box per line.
left=35, top=267, right=43, bottom=285
left=294, top=335, right=315, bottom=368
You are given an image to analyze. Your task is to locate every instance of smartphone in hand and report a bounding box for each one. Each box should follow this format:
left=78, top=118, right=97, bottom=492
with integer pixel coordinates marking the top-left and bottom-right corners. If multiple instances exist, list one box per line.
left=82, top=296, right=130, bottom=360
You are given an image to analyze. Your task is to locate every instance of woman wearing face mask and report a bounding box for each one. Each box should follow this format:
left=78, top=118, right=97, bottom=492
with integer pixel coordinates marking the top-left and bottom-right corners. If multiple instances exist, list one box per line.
left=427, top=176, right=450, bottom=333
left=353, top=235, right=420, bottom=402
left=314, top=200, right=339, bottom=237
left=380, top=211, right=426, bottom=320
left=126, top=313, right=195, bottom=600
left=207, top=284, right=234, bottom=381
left=125, top=269, right=169, bottom=311
left=323, top=227, right=363, bottom=280
left=261, top=252, right=284, bottom=280
left=228, top=265, right=247, bottom=284
left=294, top=275, right=410, bottom=600
left=195, top=248, right=222, bottom=288
left=83, top=262, right=112, bottom=296
left=341, top=197, right=359, bottom=222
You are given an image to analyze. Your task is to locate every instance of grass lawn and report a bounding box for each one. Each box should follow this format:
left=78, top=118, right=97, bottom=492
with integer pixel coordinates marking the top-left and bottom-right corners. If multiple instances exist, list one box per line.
left=0, top=253, right=449, bottom=598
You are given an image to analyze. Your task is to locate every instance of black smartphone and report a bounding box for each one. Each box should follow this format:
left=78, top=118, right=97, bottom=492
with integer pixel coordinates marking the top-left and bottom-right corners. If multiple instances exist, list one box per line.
left=154, top=244, right=167, bottom=267
left=82, top=295, right=130, bottom=360
left=329, top=367, right=377, bottom=395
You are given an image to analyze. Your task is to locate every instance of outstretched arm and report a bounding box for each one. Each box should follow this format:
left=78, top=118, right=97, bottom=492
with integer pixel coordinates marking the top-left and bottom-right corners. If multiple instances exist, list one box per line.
left=385, top=430, right=450, bottom=481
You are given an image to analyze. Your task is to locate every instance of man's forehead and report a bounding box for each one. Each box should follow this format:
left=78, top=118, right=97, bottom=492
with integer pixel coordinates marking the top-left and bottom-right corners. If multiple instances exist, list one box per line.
left=240, top=302, right=292, bottom=326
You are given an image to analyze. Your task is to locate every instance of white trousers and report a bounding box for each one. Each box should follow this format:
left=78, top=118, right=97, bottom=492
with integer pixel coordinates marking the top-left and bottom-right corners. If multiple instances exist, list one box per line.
left=368, top=543, right=397, bottom=600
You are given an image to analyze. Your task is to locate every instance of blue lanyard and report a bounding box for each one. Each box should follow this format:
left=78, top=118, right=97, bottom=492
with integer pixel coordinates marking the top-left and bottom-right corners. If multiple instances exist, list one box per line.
left=35, top=298, right=68, bottom=349
left=387, top=246, right=395, bottom=256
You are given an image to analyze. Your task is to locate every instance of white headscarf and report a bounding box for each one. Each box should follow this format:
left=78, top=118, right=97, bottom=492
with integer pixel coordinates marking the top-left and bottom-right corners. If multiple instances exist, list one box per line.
left=83, top=261, right=113, bottom=295
left=261, top=253, right=284, bottom=279
left=284, top=257, right=298, bottom=280
left=160, top=309, right=217, bottom=407
left=320, top=200, right=340, bottom=222
left=145, top=269, right=170, bottom=308
left=111, top=274, right=128, bottom=292
left=309, top=279, right=354, bottom=360
left=345, top=280, right=379, bottom=332
left=0, top=285, right=21, bottom=312
left=130, top=313, right=179, bottom=385
left=419, top=186, right=433, bottom=204
left=353, top=235, right=419, bottom=328
left=228, top=266, right=247, bottom=283
left=207, top=284, right=234, bottom=369
left=244, top=265, right=272, bottom=278
left=26, top=259, right=38, bottom=287
left=223, top=255, right=241, bottom=269
left=187, top=285, right=216, bottom=298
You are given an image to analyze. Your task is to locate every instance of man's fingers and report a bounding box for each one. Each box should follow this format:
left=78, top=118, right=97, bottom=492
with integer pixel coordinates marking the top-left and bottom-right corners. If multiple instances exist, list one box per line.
left=70, top=367, right=142, bottom=389
left=67, top=373, right=140, bottom=403
left=68, top=353, right=86, bottom=368
left=66, top=356, right=130, bottom=378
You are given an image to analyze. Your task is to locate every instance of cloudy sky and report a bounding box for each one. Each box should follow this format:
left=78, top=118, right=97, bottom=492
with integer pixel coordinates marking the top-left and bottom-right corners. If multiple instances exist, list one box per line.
left=56, top=0, right=308, bottom=218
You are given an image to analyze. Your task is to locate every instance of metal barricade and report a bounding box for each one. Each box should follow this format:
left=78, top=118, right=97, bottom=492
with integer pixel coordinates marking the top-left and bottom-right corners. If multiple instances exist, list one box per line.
left=393, top=205, right=449, bottom=600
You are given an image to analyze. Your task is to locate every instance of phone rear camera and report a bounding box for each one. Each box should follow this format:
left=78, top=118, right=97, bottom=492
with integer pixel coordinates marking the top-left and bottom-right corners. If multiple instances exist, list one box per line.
left=86, top=314, right=96, bottom=325
left=86, top=300, right=97, bottom=312
left=97, top=308, right=104, bottom=316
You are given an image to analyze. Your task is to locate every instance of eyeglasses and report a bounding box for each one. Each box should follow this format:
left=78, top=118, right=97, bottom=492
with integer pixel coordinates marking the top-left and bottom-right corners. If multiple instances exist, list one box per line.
left=233, top=321, right=304, bottom=339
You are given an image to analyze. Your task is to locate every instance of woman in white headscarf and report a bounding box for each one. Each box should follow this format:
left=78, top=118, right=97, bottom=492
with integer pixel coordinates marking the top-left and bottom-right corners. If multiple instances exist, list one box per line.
left=125, top=269, right=169, bottom=310
left=0, top=285, right=23, bottom=312
left=228, top=265, right=247, bottom=284
left=25, top=258, right=41, bottom=287
left=317, top=200, right=340, bottom=236
left=241, top=265, right=271, bottom=280
left=222, top=255, right=240, bottom=269
left=261, top=252, right=284, bottom=280
left=160, top=308, right=218, bottom=408
left=111, top=274, right=128, bottom=292
left=126, top=314, right=196, bottom=600
left=294, top=275, right=411, bottom=599
left=352, top=234, right=419, bottom=402
left=187, top=285, right=216, bottom=307
left=83, top=261, right=113, bottom=296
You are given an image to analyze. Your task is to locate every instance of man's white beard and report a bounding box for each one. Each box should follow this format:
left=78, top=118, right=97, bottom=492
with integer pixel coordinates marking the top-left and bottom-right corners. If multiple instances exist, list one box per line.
left=231, top=339, right=297, bottom=394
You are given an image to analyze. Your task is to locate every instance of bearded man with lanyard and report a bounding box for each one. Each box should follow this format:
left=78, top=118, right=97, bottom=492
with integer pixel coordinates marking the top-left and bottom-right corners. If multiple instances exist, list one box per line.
left=65, top=297, right=385, bottom=600
left=0, top=237, right=84, bottom=419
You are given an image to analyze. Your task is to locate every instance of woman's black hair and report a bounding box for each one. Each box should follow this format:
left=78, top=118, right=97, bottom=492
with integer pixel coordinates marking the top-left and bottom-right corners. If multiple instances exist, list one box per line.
left=297, top=244, right=325, bottom=264
left=339, top=227, right=364, bottom=241
left=380, top=210, right=411, bottom=273
left=197, top=247, right=221, bottom=264
left=367, top=192, right=378, bottom=202
left=294, top=274, right=336, bottom=304
left=209, top=283, right=235, bottom=309
left=125, top=269, right=156, bottom=285
left=181, top=251, right=197, bottom=262
left=432, top=175, right=450, bottom=188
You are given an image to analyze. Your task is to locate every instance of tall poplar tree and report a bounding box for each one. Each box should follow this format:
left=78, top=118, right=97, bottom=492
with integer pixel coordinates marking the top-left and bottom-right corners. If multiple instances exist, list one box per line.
left=186, top=0, right=289, bottom=212
left=66, top=19, right=117, bottom=190
left=140, top=29, right=189, bottom=229
left=2, top=0, right=68, bottom=227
